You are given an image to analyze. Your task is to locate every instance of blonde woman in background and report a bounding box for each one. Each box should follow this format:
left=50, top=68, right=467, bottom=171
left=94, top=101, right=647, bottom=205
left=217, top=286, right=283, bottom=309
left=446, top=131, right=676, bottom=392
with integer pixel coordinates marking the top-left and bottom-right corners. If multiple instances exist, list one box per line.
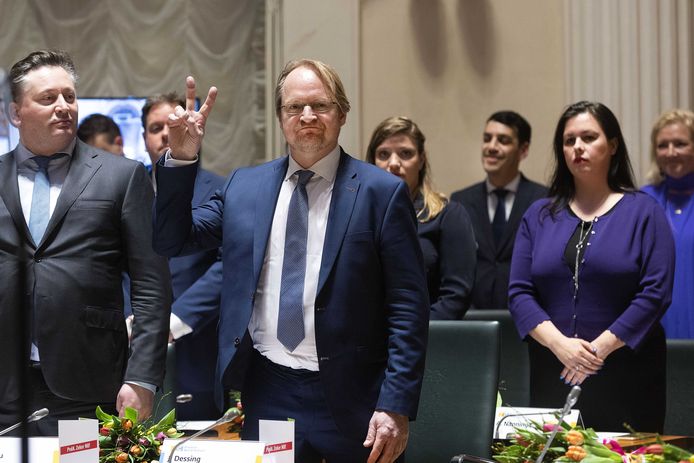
left=643, top=109, right=694, bottom=339
left=367, top=116, right=477, bottom=319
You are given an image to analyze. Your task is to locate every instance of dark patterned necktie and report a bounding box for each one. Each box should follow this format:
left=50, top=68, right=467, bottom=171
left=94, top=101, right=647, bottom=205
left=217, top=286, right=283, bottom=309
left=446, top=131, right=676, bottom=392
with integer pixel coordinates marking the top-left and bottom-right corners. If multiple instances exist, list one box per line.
left=492, top=188, right=508, bottom=245
left=277, top=170, right=314, bottom=351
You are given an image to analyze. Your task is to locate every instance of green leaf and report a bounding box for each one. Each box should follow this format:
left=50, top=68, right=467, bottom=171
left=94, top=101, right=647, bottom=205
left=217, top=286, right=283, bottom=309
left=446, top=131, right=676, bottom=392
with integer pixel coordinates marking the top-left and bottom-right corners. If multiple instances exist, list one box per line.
left=95, top=406, right=112, bottom=422
left=155, top=408, right=176, bottom=428
left=124, top=407, right=139, bottom=423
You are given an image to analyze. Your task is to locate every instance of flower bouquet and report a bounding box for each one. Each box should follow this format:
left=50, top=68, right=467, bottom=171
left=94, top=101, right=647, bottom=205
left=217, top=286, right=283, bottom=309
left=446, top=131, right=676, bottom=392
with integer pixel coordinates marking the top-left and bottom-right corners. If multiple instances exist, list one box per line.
left=95, top=406, right=183, bottom=463
left=225, top=390, right=245, bottom=435
left=493, top=417, right=694, bottom=463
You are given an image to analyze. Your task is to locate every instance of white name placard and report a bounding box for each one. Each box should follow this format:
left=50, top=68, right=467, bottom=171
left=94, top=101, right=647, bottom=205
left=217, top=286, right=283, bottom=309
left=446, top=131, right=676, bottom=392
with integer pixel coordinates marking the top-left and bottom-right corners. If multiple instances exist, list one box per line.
left=494, top=407, right=582, bottom=439
left=58, top=419, right=99, bottom=463
left=259, top=420, right=294, bottom=463
left=159, top=439, right=265, bottom=463
left=0, top=437, right=59, bottom=463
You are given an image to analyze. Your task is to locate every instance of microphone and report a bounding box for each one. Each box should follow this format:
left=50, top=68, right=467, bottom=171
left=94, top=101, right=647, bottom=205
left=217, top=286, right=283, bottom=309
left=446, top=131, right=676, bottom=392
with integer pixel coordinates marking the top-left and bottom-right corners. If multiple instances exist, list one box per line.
left=166, top=407, right=242, bottom=463
left=561, top=385, right=581, bottom=415
left=535, top=386, right=581, bottom=463
left=0, top=408, right=50, bottom=436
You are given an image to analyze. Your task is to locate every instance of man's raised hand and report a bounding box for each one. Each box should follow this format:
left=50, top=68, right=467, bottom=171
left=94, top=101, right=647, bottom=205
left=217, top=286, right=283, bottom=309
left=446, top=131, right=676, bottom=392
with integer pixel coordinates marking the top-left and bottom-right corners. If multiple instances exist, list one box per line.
left=167, top=76, right=217, bottom=160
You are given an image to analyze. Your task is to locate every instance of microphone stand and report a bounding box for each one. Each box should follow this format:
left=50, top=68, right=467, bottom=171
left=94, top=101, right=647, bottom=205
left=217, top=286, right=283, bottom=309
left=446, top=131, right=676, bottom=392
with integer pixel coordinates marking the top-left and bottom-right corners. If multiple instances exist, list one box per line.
left=535, top=386, right=581, bottom=463
left=166, top=408, right=242, bottom=463
left=0, top=408, right=50, bottom=437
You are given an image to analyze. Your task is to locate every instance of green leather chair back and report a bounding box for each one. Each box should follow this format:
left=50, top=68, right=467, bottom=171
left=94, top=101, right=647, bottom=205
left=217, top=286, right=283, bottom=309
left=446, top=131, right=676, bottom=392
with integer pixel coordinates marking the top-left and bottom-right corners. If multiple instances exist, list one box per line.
left=664, top=339, right=694, bottom=436
left=464, top=309, right=530, bottom=406
left=407, top=320, right=500, bottom=462
left=152, top=343, right=177, bottom=421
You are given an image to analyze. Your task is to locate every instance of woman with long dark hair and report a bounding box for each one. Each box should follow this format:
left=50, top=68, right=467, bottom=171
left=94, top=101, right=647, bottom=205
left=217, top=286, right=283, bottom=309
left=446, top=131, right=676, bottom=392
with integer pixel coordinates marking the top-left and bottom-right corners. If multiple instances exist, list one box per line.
left=509, top=101, right=675, bottom=431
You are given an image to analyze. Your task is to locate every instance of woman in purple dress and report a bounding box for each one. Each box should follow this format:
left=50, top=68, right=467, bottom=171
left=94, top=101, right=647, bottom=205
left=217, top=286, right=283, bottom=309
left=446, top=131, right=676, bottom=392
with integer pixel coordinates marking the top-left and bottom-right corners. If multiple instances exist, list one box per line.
left=509, top=101, right=675, bottom=432
left=642, top=109, right=694, bottom=339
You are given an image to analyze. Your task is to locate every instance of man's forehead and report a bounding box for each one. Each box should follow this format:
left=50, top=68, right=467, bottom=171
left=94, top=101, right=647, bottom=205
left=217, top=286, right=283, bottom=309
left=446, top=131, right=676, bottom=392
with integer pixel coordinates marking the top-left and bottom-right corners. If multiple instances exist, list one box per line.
left=484, top=121, right=517, bottom=138
left=22, top=66, right=75, bottom=93
left=146, top=102, right=176, bottom=125
left=283, top=67, right=330, bottom=98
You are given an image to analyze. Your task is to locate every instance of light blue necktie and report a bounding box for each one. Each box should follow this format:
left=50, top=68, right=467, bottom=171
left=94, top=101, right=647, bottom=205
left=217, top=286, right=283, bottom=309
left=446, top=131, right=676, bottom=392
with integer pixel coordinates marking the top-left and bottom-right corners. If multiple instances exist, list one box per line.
left=277, top=169, right=314, bottom=351
left=28, top=156, right=53, bottom=243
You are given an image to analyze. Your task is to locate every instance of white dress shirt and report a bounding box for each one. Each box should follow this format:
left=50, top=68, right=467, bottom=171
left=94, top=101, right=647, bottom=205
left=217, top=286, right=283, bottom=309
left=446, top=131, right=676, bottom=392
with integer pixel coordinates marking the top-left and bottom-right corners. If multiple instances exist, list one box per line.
left=164, top=147, right=340, bottom=370
left=16, top=140, right=74, bottom=362
left=16, top=140, right=74, bottom=228
left=486, top=174, right=521, bottom=222
left=249, top=147, right=339, bottom=371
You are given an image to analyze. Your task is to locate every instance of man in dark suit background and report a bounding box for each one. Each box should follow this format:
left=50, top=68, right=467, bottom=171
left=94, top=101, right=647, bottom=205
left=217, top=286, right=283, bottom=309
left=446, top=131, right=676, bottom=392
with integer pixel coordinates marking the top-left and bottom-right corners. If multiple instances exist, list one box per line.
left=141, top=93, right=225, bottom=420
left=77, top=113, right=124, bottom=156
left=0, top=50, right=171, bottom=435
left=152, top=60, right=429, bottom=463
left=451, top=111, right=547, bottom=310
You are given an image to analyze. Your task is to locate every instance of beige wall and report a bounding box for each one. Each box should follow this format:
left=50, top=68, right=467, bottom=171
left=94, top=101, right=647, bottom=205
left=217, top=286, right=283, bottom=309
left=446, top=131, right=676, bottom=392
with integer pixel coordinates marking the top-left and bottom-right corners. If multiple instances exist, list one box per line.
left=360, top=0, right=566, bottom=195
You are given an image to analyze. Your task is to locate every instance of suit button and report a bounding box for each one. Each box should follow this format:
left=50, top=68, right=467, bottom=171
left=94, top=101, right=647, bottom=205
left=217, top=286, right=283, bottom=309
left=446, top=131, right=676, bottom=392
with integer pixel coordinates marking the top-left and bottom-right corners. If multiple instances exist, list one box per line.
left=315, top=307, right=325, bottom=313
left=34, top=257, right=41, bottom=263
left=319, top=356, right=329, bottom=362
left=234, top=337, right=241, bottom=346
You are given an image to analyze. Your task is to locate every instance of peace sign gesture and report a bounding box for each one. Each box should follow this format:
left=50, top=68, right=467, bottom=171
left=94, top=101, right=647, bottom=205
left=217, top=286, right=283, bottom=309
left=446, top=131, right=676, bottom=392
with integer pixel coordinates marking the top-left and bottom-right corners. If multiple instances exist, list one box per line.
left=167, top=76, right=218, bottom=160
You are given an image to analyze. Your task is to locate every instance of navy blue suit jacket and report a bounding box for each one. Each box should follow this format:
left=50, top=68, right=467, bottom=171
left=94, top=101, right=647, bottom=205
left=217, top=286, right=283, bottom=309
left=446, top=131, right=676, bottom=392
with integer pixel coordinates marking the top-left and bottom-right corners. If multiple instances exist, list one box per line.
left=124, top=168, right=224, bottom=399
left=153, top=150, right=429, bottom=439
left=169, top=169, right=225, bottom=396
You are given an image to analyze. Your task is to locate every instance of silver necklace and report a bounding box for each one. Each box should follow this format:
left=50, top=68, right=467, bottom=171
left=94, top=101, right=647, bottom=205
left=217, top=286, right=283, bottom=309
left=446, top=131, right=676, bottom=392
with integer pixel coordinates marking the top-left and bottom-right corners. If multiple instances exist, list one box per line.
left=573, top=219, right=595, bottom=298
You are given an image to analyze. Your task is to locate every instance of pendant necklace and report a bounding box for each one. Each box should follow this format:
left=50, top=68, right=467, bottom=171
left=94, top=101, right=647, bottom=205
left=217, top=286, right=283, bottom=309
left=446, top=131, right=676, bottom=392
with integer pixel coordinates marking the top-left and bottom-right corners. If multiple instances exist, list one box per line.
left=573, top=218, right=596, bottom=298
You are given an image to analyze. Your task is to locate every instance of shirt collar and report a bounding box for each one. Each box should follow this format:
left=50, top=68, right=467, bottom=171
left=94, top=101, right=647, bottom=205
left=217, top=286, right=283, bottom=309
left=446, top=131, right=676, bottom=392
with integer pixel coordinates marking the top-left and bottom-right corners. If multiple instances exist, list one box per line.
left=15, top=138, right=76, bottom=166
left=285, top=145, right=341, bottom=184
left=486, top=173, right=521, bottom=195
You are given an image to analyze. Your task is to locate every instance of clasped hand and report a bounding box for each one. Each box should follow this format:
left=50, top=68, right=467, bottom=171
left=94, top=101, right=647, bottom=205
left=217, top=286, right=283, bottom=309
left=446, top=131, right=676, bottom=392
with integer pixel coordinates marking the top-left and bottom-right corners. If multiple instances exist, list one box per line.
left=167, top=76, right=218, bottom=160
left=552, top=337, right=603, bottom=386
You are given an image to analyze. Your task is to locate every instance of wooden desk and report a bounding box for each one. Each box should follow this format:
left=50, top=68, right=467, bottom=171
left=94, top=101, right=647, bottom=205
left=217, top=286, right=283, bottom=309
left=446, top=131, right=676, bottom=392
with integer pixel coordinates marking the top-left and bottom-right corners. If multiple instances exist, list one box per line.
left=616, top=435, right=694, bottom=452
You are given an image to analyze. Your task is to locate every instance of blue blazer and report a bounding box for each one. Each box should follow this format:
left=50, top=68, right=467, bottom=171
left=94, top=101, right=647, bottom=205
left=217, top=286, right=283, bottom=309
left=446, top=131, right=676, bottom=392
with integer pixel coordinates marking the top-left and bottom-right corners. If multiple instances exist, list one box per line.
left=153, top=150, right=429, bottom=439
left=169, top=169, right=225, bottom=395
left=124, top=168, right=224, bottom=396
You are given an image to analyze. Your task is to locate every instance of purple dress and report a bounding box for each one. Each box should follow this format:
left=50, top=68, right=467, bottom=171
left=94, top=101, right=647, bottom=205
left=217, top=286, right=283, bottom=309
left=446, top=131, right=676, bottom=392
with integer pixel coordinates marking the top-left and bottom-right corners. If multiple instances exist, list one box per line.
left=643, top=173, right=694, bottom=339
left=509, top=192, right=675, bottom=432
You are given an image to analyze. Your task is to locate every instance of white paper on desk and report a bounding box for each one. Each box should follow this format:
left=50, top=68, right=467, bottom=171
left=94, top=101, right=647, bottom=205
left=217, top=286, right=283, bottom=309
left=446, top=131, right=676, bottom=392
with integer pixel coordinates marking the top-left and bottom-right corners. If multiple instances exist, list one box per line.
left=0, top=437, right=59, bottom=463
left=259, top=420, right=294, bottom=463
left=494, top=407, right=582, bottom=439
left=159, top=439, right=265, bottom=463
left=58, top=419, right=98, bottom=463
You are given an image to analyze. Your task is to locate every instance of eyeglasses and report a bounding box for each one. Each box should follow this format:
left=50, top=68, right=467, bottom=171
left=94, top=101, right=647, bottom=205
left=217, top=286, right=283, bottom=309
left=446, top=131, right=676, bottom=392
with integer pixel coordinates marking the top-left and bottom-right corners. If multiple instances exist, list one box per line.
left=281, top=101, right=338, bottom=115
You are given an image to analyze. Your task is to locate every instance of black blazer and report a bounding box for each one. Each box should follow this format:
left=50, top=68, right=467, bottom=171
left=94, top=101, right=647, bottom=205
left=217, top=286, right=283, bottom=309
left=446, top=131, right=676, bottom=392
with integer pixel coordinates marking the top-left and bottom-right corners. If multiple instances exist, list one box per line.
left=451, top=175, right=547, bottom=309
left=0, top=141, right=171, bottom=403
left=416, top=199, right=476, bottom=320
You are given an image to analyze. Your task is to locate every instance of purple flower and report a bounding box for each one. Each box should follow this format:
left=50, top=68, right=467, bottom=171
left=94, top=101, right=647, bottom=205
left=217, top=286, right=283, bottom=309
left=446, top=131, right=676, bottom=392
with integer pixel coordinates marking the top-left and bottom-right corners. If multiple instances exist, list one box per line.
left=156, top=432, right=167, bottom=442
left=116, top=435, right=130, bottom=447
left=139, top=437, right=151, bottom=446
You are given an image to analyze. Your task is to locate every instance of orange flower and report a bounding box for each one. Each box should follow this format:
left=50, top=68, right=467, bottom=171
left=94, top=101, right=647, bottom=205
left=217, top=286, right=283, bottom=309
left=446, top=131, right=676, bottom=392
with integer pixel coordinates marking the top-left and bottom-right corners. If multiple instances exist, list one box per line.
left=565, top=445, right=587, bottom=461
left=565, top=430, right=584, bottom=446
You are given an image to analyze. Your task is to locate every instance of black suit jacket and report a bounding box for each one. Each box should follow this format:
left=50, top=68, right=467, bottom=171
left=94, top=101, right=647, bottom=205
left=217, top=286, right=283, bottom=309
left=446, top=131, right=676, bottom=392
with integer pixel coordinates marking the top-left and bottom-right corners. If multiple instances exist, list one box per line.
left=0, top=141, right=171, bottom=403
left=451, top=174, right=547, bottom=309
